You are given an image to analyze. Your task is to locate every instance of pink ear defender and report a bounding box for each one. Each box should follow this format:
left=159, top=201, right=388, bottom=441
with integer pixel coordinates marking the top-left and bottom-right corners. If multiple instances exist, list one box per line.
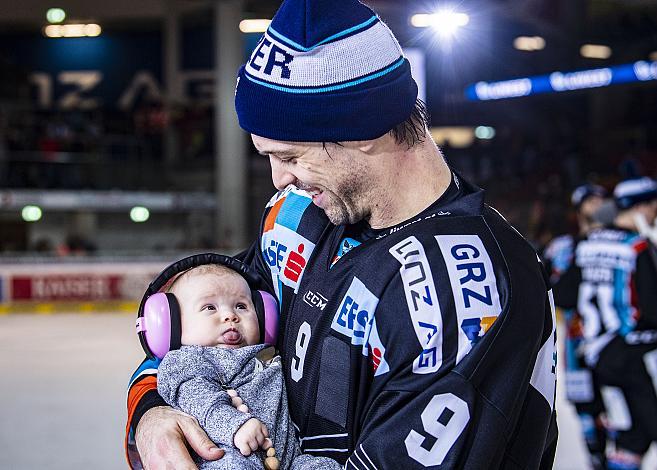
left=137, top=293, right=176, bottom=360
left=136, top=253, right=280, bottom=360
left=257, top=290, right=279, bottom=346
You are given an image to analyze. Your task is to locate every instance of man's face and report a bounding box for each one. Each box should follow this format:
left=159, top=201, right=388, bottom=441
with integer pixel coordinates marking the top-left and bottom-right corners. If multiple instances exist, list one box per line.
left=579, top=195, right=605, bottom=222
left=172, top=270, right=260, bottom=348
left=642, top=199, right=657, bottom=225
left=252, top=134, right=371, bottom=225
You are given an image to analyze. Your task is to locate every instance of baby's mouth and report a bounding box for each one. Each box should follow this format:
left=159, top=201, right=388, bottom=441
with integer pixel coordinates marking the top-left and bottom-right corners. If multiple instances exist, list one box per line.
left=222, top=328, right=243, bottom=345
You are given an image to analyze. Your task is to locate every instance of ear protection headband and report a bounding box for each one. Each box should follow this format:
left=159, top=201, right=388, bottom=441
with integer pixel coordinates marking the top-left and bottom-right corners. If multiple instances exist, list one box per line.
left=135, top=253, right=279, bottom=360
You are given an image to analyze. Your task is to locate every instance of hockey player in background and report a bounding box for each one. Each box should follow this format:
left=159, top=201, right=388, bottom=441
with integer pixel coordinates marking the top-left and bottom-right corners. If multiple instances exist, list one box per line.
left=554, top=177, right=657, bottom=470
left=126, top=0, right=558, bottom=468
left=543, top=184, right=610, bottom=469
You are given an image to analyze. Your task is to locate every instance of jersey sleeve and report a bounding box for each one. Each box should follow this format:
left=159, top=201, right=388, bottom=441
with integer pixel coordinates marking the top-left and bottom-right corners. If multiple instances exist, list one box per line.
left=343, top=240, right=557, bottom=469
left=125, top=357, right=164, bottom=469
left=552, top=261, right=581, bottom=310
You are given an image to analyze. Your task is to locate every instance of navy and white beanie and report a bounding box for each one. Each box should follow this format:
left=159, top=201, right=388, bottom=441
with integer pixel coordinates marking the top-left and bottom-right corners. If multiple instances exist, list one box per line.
left=235, top=0, right=418, bottom=142
left=614, top=177, right=657, bottom=210
left=571, top=184, right=607, bottom=208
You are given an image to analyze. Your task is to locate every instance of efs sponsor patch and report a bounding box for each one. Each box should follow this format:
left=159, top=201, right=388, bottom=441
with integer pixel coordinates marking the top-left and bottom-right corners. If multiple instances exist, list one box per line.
left=331, top=277, right=389, bottom=376
left=331, top=277, right=379, bottom=347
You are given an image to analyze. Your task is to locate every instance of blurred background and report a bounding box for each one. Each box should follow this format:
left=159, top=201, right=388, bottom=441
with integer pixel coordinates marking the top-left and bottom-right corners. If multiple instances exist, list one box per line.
left=0, top=0, right=656, bottom=468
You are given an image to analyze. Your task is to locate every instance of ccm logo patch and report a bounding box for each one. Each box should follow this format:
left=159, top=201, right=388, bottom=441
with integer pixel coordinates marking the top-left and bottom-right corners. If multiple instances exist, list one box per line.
left=303, top=290, right=328, bottom=311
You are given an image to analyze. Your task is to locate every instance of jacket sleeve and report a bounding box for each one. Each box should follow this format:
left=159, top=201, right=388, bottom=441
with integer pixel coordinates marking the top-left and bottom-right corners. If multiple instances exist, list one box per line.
left=342, top=258, right=557, bottom=469
left=634, top=244, right=657, bottom=329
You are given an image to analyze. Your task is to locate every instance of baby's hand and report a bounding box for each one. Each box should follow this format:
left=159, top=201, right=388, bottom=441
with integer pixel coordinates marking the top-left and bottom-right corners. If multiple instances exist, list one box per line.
left=234, top=418, right=270, bottom=456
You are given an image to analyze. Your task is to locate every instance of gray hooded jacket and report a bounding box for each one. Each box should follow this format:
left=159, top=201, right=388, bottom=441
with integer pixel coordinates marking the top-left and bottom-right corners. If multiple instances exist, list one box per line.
left=157, top=344, right=339, bottom=470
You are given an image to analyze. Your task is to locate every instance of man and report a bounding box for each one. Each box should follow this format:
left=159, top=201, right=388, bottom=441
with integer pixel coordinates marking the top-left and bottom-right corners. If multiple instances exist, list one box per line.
left=554, top=177, right=657, bottom=469
left=126, top=0, right=558, bottom=468
left=543, top=184, right=609, bottom=469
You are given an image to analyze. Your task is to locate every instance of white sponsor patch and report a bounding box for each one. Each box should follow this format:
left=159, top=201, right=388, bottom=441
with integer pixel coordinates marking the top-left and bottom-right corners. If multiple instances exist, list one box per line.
left=367, top=317, right=390, bottom=376
left=390, top=236, right=443, bottom=374
left=261, top=224, right=314, bottom=295
left=529, top=289, right=557, bottom=410
left=331, top=277, right=379, bottom=348
left=435, top=235, right=502, bottom=364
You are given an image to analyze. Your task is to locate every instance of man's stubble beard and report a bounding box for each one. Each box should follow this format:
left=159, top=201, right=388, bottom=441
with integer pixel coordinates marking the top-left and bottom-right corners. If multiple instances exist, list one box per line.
left=322, top=172, right=367, bottom=226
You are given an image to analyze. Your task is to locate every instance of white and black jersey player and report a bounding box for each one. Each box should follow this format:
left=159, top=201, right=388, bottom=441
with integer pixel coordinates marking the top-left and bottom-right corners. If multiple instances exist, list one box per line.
left=554, top=177, right=657, bottom=470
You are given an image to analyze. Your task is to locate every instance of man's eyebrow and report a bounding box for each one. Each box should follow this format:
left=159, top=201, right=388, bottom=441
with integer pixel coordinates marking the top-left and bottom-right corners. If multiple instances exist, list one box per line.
left=257, top=149, right=297, bottom=157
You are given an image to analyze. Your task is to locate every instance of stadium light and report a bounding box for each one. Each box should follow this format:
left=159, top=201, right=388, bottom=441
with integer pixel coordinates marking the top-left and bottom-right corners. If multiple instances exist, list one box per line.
left=22, top=205, right=43, bottom=222
left=475, top=126, right=496, bottom=139
left=44, top=23, right=102, bottom=38
left=130, top=206, right=150, bottom=223
left=46, top=8, right=66, bottom=24
left=580, top=44, right=612, bottom=59
left=411, top=10, right=469, bottom=38
left=239, top=19, right=271, bottom=33
left=513, top=36, right=545, bottom=52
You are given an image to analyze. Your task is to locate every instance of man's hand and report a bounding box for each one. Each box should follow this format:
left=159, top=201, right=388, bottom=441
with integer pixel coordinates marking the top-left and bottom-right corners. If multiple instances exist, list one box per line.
left=233, top=418, right=271, bottom=456
left=136, top=406, right=224, bottom=470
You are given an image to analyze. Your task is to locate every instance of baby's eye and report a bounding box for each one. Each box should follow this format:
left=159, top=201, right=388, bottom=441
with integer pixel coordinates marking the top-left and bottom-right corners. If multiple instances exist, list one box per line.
left=202, top=304, right=216, bottom=312
left=236, top=302, right=247, bottom=310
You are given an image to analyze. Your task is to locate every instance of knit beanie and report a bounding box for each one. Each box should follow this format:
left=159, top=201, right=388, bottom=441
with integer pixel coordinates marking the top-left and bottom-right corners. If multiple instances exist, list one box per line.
left=234, top=0, right=418, bottom=142
left=571, top=184, right=607, bottom=209
left=614, top=177, right=657, bottom=210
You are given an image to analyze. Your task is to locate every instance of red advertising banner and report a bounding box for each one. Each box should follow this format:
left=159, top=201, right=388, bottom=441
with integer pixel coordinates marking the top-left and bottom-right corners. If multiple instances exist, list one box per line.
left=12, top=275, right=126, bottom=301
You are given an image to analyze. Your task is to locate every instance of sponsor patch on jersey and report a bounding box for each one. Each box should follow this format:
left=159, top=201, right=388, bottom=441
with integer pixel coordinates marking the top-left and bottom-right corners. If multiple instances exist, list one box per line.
left=435, top=234, right=502, bottom=364
left=302, top=290, right=328, bottom=311
left=331, top=237, right=362, bottom=268
left=390, top=236, right=443, bottom=374
left=529, top=289, right=557, bottom=410
left=331, top=277, right=379, bottom=348
left=368, top=317, right=390, bottom=376
left=262, top=223, right=315, bottom=296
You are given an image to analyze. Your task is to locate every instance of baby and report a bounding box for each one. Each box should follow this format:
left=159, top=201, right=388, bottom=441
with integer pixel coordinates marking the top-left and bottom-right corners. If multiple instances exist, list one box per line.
left=154, top=262, right=338, bottom=470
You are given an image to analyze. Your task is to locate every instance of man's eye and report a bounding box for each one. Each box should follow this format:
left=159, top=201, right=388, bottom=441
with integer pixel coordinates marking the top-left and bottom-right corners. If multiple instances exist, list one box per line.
left=236, top=303, right=247, bottom=310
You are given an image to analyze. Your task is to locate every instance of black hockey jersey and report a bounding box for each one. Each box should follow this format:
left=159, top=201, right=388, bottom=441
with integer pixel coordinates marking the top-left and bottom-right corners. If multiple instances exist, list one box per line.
left=243, top=176, right=558, bottom=469
left=553, top=226, right=657, bottom=366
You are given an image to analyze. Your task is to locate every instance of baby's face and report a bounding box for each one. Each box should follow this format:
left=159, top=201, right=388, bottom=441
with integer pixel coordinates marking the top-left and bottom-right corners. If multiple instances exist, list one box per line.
left=174, top=271, right=260, bottom=348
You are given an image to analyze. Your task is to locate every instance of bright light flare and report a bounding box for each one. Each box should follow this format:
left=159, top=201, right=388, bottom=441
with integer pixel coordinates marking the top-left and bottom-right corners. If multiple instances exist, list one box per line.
left=411, top=10, right=469, bottom=37
left=475, top=126, right=496, bottom=139
left=22, top=205, right=43, bottom=222
left=580, top=44, right=612, bottom=59
left=130, top=206, right=150, bottom=223
left=44, top=23, right=102, bottom=38
left=239, top=19, right=271, bottom=33
left=46, top=8, right=66, bottom=24
left=514, top=36, right=545, bottom=52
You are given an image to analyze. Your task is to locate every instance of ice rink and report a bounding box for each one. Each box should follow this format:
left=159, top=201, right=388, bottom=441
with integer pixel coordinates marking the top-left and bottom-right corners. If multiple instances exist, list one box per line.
left=1, top=313, right=655, bottom=470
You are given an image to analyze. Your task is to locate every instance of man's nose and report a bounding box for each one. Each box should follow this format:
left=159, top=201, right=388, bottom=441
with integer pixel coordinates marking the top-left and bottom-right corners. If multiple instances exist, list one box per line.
left=270, top=157, right=296, bottom=190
